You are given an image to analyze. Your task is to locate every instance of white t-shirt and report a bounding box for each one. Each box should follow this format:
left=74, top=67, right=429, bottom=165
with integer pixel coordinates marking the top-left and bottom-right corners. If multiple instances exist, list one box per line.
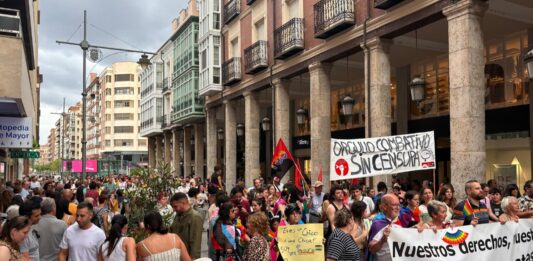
left=372, top=220, right=401, bottom=261
left=60, top=223, right=106, bottom=261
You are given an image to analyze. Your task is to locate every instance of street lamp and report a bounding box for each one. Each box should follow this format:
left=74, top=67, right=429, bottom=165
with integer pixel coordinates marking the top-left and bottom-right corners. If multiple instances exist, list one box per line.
left=341, top=95, right=355, bottom=117
left=409, top=77, right=426, bottom=104
left=525, top=48, right=533, bottom=78
left=217, top=128, right=224, bottom=140
left=236, top=123, right=244, bottom=137
left=262, top=117, right=271, bottom=132
left=296, top=108, right=308, bottom=126
left=137, top=54, right=151, bottom=70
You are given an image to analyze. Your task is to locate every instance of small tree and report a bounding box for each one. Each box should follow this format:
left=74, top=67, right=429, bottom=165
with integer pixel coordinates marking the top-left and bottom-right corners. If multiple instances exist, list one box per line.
left=124, top=162, right=180, bottom=241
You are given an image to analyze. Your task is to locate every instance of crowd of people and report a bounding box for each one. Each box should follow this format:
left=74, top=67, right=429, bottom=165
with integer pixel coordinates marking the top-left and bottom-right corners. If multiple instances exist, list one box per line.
left=0, top=168, right=532, bottom=261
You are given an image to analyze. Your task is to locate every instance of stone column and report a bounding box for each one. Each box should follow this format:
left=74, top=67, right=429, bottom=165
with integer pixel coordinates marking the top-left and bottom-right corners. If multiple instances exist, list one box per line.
left=309, top=62, right=332, bottom=191
left=164, top=131, right=171, bottom=166
left=155, top=135, right=163, bottom=168
left=172, top=128, right=181, bottom=177
left=444, top=0, right=488, bottom=199
left=362, top=37, right=392, bottom=188
left=195, top=123, right=205, bottom=179
left=274, top=78, right=291, bottom=183
left=183, top=127, right=192, bottom=178
left=206, top=108, right=218, bottom=179
left=224, top=100, right=237, bottom=192
left=243, top=91, right=261, bottom=188
left=148, top=136, right=156, bottom=168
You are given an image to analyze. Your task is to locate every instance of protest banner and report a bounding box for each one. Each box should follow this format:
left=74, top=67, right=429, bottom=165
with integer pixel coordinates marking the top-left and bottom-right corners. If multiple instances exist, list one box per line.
left=277, top=224, right=324, bottom=261
left=388, top=219, right=533, bottom=261
left=330, top=131, right=436, bottom=181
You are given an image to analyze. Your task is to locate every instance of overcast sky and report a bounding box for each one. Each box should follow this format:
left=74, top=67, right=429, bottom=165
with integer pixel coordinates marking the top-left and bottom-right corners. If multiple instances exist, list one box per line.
left=38, top=0, right=186, bottom=144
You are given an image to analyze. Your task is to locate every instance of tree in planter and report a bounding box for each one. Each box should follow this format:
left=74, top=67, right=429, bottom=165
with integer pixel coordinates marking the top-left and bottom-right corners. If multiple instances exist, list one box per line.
left=124, top=162, right=180, bottom=241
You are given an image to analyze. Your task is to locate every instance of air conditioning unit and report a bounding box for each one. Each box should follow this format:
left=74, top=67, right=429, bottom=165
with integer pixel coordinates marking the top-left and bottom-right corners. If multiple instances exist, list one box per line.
left=0, top=8, right=21, bottom=37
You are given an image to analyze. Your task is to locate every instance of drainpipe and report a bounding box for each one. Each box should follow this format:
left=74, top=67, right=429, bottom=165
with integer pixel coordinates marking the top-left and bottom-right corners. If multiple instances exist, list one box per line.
left=363, top=0, right=371, bottom=138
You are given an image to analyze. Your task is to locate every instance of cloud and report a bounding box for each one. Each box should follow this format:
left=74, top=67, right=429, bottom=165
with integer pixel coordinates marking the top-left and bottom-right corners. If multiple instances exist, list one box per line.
left=38, top=0, right=186, bottom=143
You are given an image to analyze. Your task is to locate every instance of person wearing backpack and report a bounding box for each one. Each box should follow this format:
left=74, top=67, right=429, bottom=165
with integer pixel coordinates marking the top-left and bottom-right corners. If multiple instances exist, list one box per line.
left=93, top=194, right=110, bottom=233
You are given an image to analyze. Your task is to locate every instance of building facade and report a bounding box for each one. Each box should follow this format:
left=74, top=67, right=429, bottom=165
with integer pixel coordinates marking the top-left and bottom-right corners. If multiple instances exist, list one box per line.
left=201, top=0, right=533, bottom=194
left=87, top=73, right=102, bottom=160
left=198, top=0, right=223, bottom=96
left=99, top=62, right=147, bottom=170
left=0, top=1, right=40, bottom=181
left=64, top=103, right=82, bottom=160
left=46, top=128, right=56, bottom=162
left=142, top=0, right=207, bottom=179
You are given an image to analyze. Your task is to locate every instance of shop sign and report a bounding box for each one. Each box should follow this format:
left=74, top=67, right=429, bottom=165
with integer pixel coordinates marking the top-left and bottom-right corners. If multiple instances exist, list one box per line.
left=293, top=136, right=311, bottom=150
left=10, top=150, right=40, bottom=159
left=330, top=131, right=436, bottom=180
left=0, top=117, right=33, bottom=148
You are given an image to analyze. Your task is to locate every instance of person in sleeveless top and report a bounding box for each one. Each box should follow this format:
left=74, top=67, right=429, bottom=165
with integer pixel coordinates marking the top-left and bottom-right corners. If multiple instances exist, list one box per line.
left=0, top=216, right=31, bottom=261
left=136, top=212, right=191, bottom=261
left=98, top=215, right=136, bottom=261
left=326, top=185, right=348, bottom=239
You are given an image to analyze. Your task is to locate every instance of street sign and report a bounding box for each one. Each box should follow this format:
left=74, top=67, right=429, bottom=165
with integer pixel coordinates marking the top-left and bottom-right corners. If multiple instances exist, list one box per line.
left=10, top=150, right=40, bottom=159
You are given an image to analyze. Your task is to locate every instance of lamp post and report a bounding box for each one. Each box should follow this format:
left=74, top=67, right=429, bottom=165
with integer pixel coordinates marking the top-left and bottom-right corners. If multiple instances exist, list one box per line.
left=236, top=123, right=244, bottom=137
left=296, top=108, right=308, bottom=126
left=56, top=11, right=155, bottom=179
left=341, top=95, right=355, bottom=119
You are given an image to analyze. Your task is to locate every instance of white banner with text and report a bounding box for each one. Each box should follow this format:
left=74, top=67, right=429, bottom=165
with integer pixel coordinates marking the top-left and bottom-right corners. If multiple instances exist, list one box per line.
left=330, top=131, right=435, bottom=181
left=388, top=219, right=533, bottom=261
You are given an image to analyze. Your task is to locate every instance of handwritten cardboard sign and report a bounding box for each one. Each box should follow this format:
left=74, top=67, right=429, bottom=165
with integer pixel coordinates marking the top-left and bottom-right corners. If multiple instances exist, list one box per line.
left=277, top=224, right=324, bottom=261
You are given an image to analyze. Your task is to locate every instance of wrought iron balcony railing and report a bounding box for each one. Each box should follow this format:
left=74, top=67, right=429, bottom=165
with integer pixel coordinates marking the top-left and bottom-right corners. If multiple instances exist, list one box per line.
left=224, top=0, right=240, bottom=25
left=222, top=57, right=242, bottom=86
left=274, top=18, right=304, bottom=59
left=244, top=40, right=268, bottom=74
left=314, top=0, right=355, bottom=39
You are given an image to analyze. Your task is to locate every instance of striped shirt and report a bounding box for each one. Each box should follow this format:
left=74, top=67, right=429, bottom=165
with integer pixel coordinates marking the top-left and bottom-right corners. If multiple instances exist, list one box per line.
left=327, top=228, right=361, bottom=261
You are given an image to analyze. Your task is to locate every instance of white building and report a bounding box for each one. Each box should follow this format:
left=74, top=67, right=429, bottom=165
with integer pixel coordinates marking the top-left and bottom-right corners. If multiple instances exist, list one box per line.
left=198, top=0, right=222, bottom=97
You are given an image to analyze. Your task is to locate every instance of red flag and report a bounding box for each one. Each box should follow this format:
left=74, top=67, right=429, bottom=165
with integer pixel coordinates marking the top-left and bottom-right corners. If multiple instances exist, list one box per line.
left=318, top=164, right=323, bottom=182
left=271, top=138, right=295, bottom=180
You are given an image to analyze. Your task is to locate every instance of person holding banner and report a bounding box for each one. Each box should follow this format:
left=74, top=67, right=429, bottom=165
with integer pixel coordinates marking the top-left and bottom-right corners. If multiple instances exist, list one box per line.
left=452, top=180, right=490, bottom=226
left=418, top=200, right=453, bottom=233
left=498, top=196, right=520, bottom=224
left=367, top=194, right=403, bottom=261
left=326, top=208, right=361, bottom=261
left=518, top=179, right=533, bottom=218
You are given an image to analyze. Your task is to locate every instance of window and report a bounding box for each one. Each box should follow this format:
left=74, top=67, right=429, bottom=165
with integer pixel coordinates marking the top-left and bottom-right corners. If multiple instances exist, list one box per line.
left=105, top=140, right=111, bottom=146
left=106, top=114, right=111, bottom=121
left=213, top=0, right=219, bottom=11
left=231, top=38, right=239, bottom=58
left=214, top=46, right=220, bottom=65
left=213, top=13, right=220, bottom=29
left=105, top=89, right=111, bottom=95
left=106, top=101, right=111, bottom=108
left=114, top=100, right=133, bottom=108
left=106, top=75, right=112, bottom=82
left=255, top=18, right=265, bottom=41
left=114, top=126, right=134, bottom=133
left=138, top=139, right=147, bottom=146
left=115, top=87, right=134, bottom=95
left=114, top=139, right=134, bottom=146
left=115, top=74, right=134, bottom=82
left=105, top=127, right=111, bottom=133
left=213, top=68, right=220, bottom=84
left=201, top=50, right=206, bottom=70
left=114, top=113, right=134, bottom=120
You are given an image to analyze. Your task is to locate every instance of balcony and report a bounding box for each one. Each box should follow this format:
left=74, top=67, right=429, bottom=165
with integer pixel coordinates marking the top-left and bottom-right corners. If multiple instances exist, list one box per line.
left=274, top=18, right=304, bottom=60
left=374, top=0, right=405, bottom=9
left=314, top=0, right=355, bottom=39
left=222, top=57, right=242, bottom=86
left=244, top=40, right=268, bottom=74
left=223, top=0, right=240, bottom=25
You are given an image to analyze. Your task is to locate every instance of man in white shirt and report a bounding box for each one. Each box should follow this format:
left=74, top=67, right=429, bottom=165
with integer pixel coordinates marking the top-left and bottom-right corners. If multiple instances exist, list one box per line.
left=368, top=194, right=402, bottom=261
left=59, top=202, right=106, bottom=261
left=308, top=181, right=325, bottom=223
left=349, top=184, right=375, bottom=215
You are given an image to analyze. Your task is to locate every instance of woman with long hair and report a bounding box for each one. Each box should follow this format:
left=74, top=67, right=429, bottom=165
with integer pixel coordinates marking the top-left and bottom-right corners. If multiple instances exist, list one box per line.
left=437, top=184, right=457, bottom=210
left=136, top=212, right=191, bottom=261
left=251, top=197, right=268, bottom=216
left=350, top=201, right=369, bottom=260
left=98, top=215, right=136, bottom=261
left=396, top=190, right=421, bottom=228
left=213, top=202, right=240, bottom=261
left=503, top=184, right=521, bottom=198
left=418, top=187, right=434, bottom=223
left=0, top=216, right=31, bottom=260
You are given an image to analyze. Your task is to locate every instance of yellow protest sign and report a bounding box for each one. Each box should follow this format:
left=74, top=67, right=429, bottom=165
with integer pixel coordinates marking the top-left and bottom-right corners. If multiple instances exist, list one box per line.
left=277, top=224, right=324, bottom=261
